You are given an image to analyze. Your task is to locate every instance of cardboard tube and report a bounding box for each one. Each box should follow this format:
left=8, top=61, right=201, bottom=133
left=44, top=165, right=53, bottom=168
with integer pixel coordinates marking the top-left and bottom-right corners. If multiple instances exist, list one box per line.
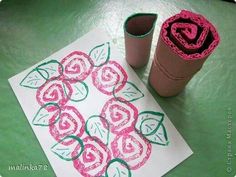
left=149, top=55, right=192, bottom=97
left=124, top=13, right=157, bottom=68
left=149, top=10, right=220, bottom=97
left=155, top=36, right=207, bottom=78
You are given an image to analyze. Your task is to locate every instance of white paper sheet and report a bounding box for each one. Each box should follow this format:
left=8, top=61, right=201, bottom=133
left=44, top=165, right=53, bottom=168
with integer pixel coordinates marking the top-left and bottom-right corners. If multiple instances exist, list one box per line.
left=9, top=28, right=193, bottom=177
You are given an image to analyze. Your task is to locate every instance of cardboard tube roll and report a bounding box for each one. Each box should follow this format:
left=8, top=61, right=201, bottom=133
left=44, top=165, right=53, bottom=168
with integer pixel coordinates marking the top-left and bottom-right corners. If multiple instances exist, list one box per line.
left=124, top=13, right=157, bottom=68
left=155, top=36, right=208, bottom=78
left=149, top=59, right=192, bottom=97
left=149, top=10, right=220, bottom=97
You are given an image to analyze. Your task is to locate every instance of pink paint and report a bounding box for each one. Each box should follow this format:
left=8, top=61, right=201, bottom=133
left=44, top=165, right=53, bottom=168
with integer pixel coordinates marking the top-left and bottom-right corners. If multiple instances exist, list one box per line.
left=36, top=78, right=72, bottom=111
left=72, top=136, right=111, bottom=177
left=91, top=60, right=128, bottom=95
left=101, top=97, right=138, bottom=135
left=172, top=23, right=198, bottom=42
left=111, top=131, right=152, bottom=170
left=161, top=10, right=220, bottom=60
left=49, top=106, right=85, bottom=145
left=59, top=51, right=94, bottom=82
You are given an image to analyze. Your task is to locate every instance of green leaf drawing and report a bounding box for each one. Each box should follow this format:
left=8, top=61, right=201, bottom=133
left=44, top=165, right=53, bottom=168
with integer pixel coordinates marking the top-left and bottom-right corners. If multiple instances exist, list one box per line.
left=105, top=158, right=131, bottom=177
left=142, top=122, right=169, bottom=145
left=89, top=42, right=110, bottom=67
left=51, top=135, right=84, bottom=161
left=85, top=115, right=110, bottom=145
left=136, top=111, right=169, bottom=146
left=37, top=60, right=63, bottom=79
left=140, top=118, right=162, bottom=136
left=19, top=60, right=62, bottom=89
left=135, top=111, right=164, bottom=131
left=113, top=81, right=144, bottom=102
left=20, top=68, right=48, bottom=89
left=32, top=103, right=61, bottom=126
left=63, top=81, right=88, bottom=102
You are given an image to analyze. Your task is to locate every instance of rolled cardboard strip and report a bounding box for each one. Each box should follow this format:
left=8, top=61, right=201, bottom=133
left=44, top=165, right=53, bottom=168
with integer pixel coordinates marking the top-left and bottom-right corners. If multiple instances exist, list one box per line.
left=155, top=36, right=207, bottom=78
left=149, top=57, right=192, bottom=97
left=124, top=13, right=157, bottom=68
left=149, top=10, right=220, bottom=97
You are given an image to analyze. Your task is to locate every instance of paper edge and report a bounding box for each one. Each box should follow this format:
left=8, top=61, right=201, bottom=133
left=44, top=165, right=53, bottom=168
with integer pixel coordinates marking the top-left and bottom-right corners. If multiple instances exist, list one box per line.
left=8, top=27, right=194, bottom=177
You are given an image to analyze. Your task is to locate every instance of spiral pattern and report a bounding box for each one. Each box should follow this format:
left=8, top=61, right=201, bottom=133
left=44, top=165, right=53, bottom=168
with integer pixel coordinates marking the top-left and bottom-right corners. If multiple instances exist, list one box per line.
left=72, top=136, right=111, bottom=177
left=161, top=10, right=220, bottom=60
left=36, top=78, right=72, bottom=111
left=92, top=61, right=128, bottom=95
left=101, top=97, right=138, bottom=135
left=49, top=106, right=85, bottom=145
left=111, top=131, right=152, bottom=170
left=59, top=51, right=93, bottom=82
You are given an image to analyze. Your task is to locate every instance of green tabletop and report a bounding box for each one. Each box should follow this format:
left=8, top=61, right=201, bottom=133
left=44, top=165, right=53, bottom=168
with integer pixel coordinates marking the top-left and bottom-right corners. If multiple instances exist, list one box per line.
left=0, top=0, right=235, bottom=177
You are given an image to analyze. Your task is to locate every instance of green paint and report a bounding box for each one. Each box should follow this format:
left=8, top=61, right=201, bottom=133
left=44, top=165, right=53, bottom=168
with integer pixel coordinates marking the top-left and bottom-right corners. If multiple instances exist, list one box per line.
left=74, top=85, right=83, bottom=95
left=36, top=59, right=64, bottom=79
left=137, top=111, right=169, bottom=146
left=32, top=102, right=61, bottom=126
left=63, top=80, right=89, bottom=102
left=89, top=42, right=110, bottom=67
left=138, top=111, right=164, bottom=121
left=19, top=59, right=64, bottom=89
left=20, top=68, right=49, bottom=89
left=51, top=135, right=84, bottom=161
left=37, top=113, right=49, bottom=122
left=105, top=158, right=131, bottom=177
left=140, top=117, right=164, bottom=136
left=113, top=81, right=144, bottom=102
left=124, top=13, right=157, bottom=38
left=146, top=123, right=169, bottom=146
left=85, top=115, right=110, bottom=145
left=95, top=122, right=103, bottom=138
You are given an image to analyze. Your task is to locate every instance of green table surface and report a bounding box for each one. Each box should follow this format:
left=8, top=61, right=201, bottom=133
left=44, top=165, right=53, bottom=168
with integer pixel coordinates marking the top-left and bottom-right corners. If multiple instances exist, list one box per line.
left=0, top=0, right=235, bottom=177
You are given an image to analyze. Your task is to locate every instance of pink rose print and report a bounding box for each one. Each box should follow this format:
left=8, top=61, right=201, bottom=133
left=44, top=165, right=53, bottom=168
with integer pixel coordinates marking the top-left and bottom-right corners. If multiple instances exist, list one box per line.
left=72, top=136, right=111, bottom=177
left=49, top=106, right=85, bottom=145
left=101, top=97, right=138, bottom=135
left=19, top=40, right=167, bottom=177
left=91, top=60, right=128, bottom=95
left=59, top=51, right=94, bottom=82
left=111, top=131, right=152, bottom=170
left=36, top=78, right=72, bottom=111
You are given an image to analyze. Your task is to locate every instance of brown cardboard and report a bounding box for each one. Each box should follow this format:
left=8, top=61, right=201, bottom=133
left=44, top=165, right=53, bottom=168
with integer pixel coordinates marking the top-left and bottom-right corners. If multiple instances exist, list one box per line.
left=155, top=36, right=207, bottom=78
left=124, top=13, right=157, bottom=68
left=149, top=56, right=192, bottom=97
left=149, top=10, right=220, bottom=97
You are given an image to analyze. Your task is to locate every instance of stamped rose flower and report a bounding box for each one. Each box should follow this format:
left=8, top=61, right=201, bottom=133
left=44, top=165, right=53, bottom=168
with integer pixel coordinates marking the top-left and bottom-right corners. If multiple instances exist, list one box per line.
left=49, top=106, right=85, bottom=145
left=36, top=78, right=72, bottom=111
left=111, top=131, right=152, bottom=170
left=72, top=136, right=111, bottom=177
left=101, top=97, right=138, bottom=135
left=59, top=51, right=94, bottom=82
left=91, top=60, right=128, bottom=95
